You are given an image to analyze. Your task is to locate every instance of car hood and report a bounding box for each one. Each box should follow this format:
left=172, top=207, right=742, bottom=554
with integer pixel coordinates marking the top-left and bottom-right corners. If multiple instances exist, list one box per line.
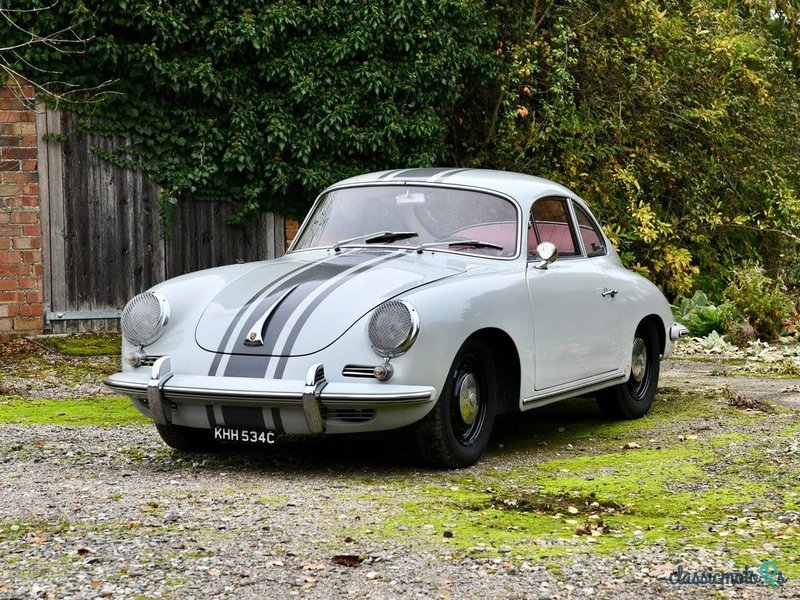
left=195, top=249, right=464, bottom=358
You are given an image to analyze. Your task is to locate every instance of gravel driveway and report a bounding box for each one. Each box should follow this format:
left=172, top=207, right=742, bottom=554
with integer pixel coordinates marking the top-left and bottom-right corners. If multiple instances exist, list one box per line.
left=1, top=348, right=798, bottom=599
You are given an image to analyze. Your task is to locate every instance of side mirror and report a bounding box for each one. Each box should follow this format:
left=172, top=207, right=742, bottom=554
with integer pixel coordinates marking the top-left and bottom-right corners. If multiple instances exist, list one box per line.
left=533, top=241, right=558, bottom=270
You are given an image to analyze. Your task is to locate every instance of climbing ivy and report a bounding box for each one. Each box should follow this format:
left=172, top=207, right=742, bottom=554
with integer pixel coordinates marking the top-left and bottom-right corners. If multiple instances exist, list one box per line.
left=7, top=0, right=495, bottom=220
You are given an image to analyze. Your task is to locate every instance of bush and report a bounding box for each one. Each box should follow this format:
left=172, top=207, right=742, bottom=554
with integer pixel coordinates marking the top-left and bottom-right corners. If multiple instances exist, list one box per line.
left=723, top=264, right=796, bottom=341
left=671, top=291, right=738, bottom=337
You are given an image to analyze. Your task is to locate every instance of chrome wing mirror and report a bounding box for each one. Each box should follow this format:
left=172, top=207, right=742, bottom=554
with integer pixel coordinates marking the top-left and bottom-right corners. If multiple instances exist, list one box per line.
left=532, top=241, right=558, bottom=270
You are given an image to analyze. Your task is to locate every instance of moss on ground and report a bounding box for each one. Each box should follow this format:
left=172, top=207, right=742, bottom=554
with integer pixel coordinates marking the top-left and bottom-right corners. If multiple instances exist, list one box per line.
left=36, top=333, right=121, bottom=357
left=0, top=396, right=147, bottom=426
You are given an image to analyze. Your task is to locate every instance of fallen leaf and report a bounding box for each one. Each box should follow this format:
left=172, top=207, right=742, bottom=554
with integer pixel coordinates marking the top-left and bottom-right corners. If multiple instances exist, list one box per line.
left=331, top=555, right=363, bottom=567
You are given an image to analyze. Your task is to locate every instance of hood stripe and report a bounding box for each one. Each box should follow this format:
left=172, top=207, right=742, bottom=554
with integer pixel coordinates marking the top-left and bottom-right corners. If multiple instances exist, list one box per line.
left=206, top=259, right=319, bottom=376
left=270, top=251, right=408, bottom=379
left=220, top=250, right=399, bottom=378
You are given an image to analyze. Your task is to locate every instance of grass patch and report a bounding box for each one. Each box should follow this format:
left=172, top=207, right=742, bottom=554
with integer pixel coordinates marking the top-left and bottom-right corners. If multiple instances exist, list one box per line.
left=36, top=333, right=121, bottom=356
left=0, top=395, right=147, bottom=426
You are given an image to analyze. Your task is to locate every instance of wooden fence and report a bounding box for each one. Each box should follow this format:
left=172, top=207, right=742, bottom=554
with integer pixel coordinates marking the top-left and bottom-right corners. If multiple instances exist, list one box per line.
left=36, top=108, right=285, bottom=333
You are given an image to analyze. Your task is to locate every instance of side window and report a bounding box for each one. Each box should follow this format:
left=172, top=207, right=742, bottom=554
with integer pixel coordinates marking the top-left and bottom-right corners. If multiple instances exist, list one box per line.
left=573, top=204, right=607, bottom=257
left=529, top=197, right=578, bottom=257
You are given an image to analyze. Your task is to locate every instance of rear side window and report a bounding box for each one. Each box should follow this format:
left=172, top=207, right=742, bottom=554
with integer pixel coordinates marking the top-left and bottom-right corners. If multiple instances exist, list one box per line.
left=529, top=198, right=578, bottom=256
left=573, top=204, right=607, bottom=257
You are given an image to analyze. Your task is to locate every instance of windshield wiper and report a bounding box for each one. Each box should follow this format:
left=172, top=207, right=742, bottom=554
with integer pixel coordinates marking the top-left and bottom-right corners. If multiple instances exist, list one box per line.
left=332, top=231, right=419, bottom=252
left=415, top=239, right=504, bottom=254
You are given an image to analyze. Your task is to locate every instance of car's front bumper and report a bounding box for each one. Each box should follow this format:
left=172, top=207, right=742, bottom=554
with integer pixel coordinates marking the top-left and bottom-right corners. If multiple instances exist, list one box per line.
left=104, top=357, right=436, bottom=435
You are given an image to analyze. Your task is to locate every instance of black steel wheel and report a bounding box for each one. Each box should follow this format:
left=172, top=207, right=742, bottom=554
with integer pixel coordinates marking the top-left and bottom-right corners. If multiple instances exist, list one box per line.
left=415, top=338, right=497, bottom=468
left=596, top=320, right=660, bottom=419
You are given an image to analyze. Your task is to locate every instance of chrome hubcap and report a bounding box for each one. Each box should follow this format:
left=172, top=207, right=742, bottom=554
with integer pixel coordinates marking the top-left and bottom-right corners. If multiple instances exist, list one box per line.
left=457, top=373, right=479, bottom=425
left=631, top=337, right=647, bottom=383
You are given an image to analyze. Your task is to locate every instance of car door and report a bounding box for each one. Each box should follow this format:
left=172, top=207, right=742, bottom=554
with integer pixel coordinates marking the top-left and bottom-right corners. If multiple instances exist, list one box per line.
left=526, top=197, right=622, bottom=391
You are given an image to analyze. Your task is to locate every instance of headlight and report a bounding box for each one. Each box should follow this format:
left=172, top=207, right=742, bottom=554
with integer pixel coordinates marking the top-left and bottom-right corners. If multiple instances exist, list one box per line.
left=121, top=291, right=170, bottom=347
left=368, top=300, right=419, bottom=358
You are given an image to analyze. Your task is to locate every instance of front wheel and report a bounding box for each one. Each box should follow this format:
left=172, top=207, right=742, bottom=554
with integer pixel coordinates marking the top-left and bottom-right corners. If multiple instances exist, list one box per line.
left=596, top=320, right=660, bottom=419
left=155, top=423, right=216, bottom=452
left=415, top=339, right=497, bottom=468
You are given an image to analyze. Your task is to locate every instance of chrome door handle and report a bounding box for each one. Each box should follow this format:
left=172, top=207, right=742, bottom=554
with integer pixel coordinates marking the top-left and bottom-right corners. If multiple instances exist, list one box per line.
left=601, top=289, right=618, bottom=298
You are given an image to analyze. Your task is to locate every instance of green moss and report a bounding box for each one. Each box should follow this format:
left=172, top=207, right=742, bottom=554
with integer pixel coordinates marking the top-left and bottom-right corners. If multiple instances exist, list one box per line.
left=0, top=395, right=148, bottom=426
left=36, top=333, right=121, bottom=356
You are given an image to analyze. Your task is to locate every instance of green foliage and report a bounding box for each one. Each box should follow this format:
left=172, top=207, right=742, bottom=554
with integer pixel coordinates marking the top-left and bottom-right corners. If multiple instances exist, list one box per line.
left=4, top=0, right=800, bottom=298
left=6, top=0, right=495, bottom=220
left=475, top=0, right=800, bottom=297
left=723, top=263, right=796, bottom=340
left=671, top=290, right=737, bottom=337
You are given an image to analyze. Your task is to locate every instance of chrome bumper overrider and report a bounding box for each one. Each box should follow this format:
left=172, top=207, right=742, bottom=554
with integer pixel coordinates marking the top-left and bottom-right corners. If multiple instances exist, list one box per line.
left=104, top=356, right=435, bottom=433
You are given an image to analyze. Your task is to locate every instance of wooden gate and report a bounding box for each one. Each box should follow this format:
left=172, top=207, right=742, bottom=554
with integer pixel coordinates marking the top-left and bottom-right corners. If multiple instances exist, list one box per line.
left=36, top=108, right=285, bottom=333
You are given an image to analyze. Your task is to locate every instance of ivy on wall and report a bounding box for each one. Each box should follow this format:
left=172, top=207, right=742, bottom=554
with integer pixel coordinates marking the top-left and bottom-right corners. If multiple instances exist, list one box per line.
left=9, top=0, right=495, bottom=221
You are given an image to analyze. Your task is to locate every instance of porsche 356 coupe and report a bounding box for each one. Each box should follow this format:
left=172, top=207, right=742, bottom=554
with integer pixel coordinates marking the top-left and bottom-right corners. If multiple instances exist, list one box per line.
left=105, top=168, right=687, bottom=467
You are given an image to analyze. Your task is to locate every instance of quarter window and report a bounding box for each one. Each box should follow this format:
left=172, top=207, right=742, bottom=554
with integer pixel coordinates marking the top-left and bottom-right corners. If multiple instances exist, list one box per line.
left=529, top=198, right=578, bottom=257
left=573, top=204, right=607, bottom=257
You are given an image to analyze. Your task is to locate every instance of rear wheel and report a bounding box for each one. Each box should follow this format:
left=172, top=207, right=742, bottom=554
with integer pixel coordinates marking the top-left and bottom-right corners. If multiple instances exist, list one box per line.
left=596, top=320, right=660, bottom=419
left=415, top=339, right=497, bottom=468
left=155, top=423, right=216, bottom=452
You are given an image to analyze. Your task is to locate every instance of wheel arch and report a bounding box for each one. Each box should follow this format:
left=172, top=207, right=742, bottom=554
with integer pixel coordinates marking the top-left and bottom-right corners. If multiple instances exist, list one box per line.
left=640, top=313, right=666, bottom=354
left=465, top=327, right=521, bottom=415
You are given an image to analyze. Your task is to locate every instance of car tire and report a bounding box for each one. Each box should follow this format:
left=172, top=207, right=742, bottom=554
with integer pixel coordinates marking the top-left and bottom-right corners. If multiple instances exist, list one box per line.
left=415, top=339, right=497, bottom=468
left=155, top=423, right=216, bottom=452
left=596, top=320, right=660, bottom=419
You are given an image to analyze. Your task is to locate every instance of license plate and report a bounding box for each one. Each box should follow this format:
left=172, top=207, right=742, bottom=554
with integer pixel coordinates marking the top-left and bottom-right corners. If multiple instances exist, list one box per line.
left=213, top=427, right=276, bottom=445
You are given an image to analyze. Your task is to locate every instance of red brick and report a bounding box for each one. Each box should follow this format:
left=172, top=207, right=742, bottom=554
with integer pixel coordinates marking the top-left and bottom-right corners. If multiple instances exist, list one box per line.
left=15, top=112, right=34, bottom=123
left=19, top=135, right=37, bottom=148
left=21, top=159, right=37, bottom=171
left=0, top=213, right=9, bottom=224
left=0, top=171, right=37, bottom=184
left=17, top=276, right=38, bottom=289
left=12, top=237, right=40, bottom=250
left=13, top=316, right=42, bottom=332
left=0, top=238, right=10, bottom=250
left=0, top=304, right=19, bottom=318
left=0, top=291, right=24, bottom=302
left=20, top=196, right=39, bottom=207
left=0, top=160, right=19, bottom=171
left=0, top=136, right=20, bottom=148
left=0, top=278, right=17, bottom=291
left=22, top=250, right=41, bottom=263
left=2, top=264, right=32, bottom=276
left=26, top=290, right=43, bottom=303
left=6, top=123, right=35, bottom=137
left=0, top=250, right=22, bottom=264
left=18, top=303, right=43, bottom=317
left=0, top=98, right=27, bottom=111
left=1, top=147, right=37, bottom=160
left=22, top=224, right=39, bottom=236
left=21, top=183, right=38, bottom=196
left=0, top=183, right=19, bottom=197
left=32, top=263, right=43, bottom=276
left=10, top=211, right=37, bottom=224
left=0, top=224, right=22, bottom=236
left=0, top=112, right=16, bottom=123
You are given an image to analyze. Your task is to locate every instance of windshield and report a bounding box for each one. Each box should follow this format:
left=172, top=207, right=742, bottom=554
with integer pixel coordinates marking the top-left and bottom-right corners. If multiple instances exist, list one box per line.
left=293, top=185, right=519, bottom=258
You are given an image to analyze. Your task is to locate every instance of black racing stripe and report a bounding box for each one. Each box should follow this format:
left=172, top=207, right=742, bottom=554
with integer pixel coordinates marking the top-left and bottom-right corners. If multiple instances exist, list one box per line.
left=206, top=405, right=216, bottom=427
left=435, top=168, right=470, bottom=181
left=220, top=406, right=265, bottom=429
left=271, top=408, right=284, bottom=434
left=207, top=261, right=313, bottom=375
left=393, top=167, right=451, bottom=180
left=222, top=251, right=389, bottom=378
left=272, top=252, right=409, bottom=379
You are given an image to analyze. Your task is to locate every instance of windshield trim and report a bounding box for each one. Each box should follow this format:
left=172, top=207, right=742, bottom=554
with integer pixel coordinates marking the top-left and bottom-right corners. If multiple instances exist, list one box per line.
left=287, top=181, right=524, bottom=262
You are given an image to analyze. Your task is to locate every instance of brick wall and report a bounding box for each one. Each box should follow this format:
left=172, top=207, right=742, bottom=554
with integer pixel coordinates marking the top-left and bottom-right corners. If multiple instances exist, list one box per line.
left=284, top=218, right=300, bottom=248
left=0, top=79, right=43, bottom=335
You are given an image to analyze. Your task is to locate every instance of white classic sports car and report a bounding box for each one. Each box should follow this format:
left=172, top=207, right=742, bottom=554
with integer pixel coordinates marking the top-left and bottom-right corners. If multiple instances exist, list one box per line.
left=106, top=168, right=688, bottom=467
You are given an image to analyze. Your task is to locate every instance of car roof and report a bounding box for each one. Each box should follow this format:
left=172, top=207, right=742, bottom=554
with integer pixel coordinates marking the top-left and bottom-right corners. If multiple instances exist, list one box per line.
left=327, top=168, right=579, bottom=207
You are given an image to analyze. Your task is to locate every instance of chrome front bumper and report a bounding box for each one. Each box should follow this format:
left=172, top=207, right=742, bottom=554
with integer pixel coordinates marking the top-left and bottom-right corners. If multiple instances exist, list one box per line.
left=104, top=356, right=435, bottom=434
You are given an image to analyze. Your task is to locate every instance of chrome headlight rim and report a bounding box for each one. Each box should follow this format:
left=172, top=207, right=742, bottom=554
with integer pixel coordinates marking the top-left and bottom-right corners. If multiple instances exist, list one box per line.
left=121, top=291, right=170, bottom=348
left=368, top=299, right=420, bottom=358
